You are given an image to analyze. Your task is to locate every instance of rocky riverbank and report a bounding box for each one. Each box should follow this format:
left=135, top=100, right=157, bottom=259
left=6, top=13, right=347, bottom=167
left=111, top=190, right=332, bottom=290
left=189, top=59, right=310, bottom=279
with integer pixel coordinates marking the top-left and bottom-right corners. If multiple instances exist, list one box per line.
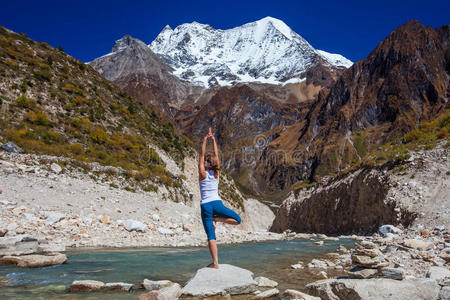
left=0, top=148, right=280, bottom=249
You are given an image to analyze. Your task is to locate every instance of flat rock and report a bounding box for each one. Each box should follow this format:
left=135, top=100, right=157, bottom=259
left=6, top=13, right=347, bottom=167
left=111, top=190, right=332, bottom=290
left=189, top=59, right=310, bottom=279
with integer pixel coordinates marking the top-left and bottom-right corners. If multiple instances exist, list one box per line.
left=140, top=283, right=182, bottom=300
left=253, top=288, right=279, bottom=299
left=157, top=228, right=175, bottom=235
left=281, top=289, right=320, bottom=300
left=182, top=264, right=257, bottom=296
left=306, top=278, right=440, bottom=300
left=351, top=255, right=387, bottom=268
left=254, top=276, right=278, bottom=287
left=403, top=239, right=434, bottom=250
left=0, top=253, right=67, bottom=268
left=348, top=267, right=378, bottom=279
left=0, top=234, right=38, bottom=256
left=0, top=142, right=23, bottom=153
left=70, top=280, right=105, bottom=292
left=104, top=282, right=133, bottom=292
left=143, top=279, right=174, bottom=290
left=380, top=267, right=404, bottom=280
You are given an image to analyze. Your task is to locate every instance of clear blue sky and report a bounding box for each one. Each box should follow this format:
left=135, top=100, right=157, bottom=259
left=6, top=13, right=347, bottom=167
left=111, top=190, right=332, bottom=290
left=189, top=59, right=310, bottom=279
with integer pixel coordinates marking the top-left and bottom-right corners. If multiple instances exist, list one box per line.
left=1, top=0, right=449, bottom=63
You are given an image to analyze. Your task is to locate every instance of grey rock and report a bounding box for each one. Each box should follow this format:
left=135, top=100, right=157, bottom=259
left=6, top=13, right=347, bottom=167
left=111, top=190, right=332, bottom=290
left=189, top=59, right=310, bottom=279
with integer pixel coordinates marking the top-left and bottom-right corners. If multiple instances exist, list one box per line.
left=0, top=234, right=38, bottom=256
left=253, top=288, right=279, bottom=299
left=139, top=283, right=182, bottom=300
left=157, top=227, right=174, bottom=235
left=380, top=267, right=404, bottom=280
left=281, top=289, right=320, bottom=300
left=0, top=142, right=23, bottom=153
left=50, top=163, right=62, bottom=174
left=142, top=279, right=174, bottom=290
left=182, top=264, right=257, bottom=296
left=348, top=267, right=378, bottom=279
left=403, top=239, right=434, bottom=250
left=439, top=286, right=450, bottom=300
left=123, top=219, right=147, bottom=232
left=254, top=276, right=278, bottom=287
left=306, top=278, right=440, bottom=300
left=379, top=225, right=402, bottom=236
left=427, top=266, right=450, bottom=281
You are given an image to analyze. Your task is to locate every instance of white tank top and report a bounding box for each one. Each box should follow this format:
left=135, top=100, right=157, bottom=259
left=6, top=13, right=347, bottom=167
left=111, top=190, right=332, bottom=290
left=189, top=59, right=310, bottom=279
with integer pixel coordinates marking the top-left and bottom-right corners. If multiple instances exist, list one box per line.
left=199, top=170, right=221, bottom=205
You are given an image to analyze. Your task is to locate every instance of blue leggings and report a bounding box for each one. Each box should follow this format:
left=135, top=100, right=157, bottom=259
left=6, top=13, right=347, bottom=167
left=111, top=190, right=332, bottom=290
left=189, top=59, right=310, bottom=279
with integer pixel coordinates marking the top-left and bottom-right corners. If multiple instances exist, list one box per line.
left=201, top=200, right=241, bottom=240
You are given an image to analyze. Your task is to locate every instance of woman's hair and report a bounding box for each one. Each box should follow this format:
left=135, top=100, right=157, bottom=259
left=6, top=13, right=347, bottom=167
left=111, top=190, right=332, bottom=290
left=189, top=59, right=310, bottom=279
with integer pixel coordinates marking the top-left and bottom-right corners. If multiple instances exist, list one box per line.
left=205, top=153, right=220, bottom=171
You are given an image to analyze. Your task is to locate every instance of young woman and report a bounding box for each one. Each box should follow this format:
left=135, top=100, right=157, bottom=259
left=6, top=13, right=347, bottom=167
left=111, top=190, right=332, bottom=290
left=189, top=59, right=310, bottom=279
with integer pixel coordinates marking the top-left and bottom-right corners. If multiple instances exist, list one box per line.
left=199, top=127, right=241, bottom=269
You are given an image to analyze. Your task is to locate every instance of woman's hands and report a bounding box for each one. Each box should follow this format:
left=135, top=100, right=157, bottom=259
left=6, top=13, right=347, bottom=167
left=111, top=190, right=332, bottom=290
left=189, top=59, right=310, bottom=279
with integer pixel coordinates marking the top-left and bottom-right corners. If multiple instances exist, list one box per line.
left=205, top=127, right=214, bottom=140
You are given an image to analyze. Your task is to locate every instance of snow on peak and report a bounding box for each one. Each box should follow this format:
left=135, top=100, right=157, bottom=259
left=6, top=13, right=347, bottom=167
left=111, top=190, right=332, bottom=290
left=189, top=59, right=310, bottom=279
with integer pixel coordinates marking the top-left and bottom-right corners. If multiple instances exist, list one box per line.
left=148, top=17, right=352, bottom=87
left=316, top=50, right=353, bottom=68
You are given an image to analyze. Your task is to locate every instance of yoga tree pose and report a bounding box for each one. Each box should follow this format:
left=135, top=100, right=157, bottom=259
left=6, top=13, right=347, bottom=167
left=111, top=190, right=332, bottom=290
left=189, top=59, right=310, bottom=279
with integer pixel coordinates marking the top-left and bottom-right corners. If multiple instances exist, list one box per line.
left=199, top=127, right=241, bottom=269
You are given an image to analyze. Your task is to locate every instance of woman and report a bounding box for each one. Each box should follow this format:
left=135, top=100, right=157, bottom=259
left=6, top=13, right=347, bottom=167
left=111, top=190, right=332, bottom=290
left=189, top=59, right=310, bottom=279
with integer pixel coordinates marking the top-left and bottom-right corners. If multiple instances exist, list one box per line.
left=199, top=127, right=241, bottom=269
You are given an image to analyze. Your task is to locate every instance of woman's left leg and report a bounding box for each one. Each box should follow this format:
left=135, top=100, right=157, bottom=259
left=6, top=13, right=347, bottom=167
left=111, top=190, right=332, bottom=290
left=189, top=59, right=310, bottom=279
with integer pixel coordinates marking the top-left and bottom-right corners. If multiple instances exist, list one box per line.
left=213, top=201, right=241, bottom=225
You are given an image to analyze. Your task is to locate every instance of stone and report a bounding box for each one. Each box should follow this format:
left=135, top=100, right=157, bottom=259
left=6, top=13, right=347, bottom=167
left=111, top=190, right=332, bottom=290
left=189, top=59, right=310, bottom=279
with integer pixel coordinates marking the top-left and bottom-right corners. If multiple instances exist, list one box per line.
left=380, top=267, right=404, bottom=280
left=318, top=271, right=328, bottom=279
left=404, top=239, right=434, bottom=250
left=291, top=263, right=303, bottom=269
left=281, top=289, right=320, bottom=300
left=348, top=267, right=378, bottom=279
left=254, top=276, right=278, bottom=287
left=324, top=237, right=339, bottom=241
left=427, top=266, right=450, bottom=281
left=104, top=282, right=133, bottom=292
left=379, top=225, right=402, bottom=236
left=42, top=212, right=65, bottom=225
left=0, top=234, right=38, bottom=256
left=50, top=163, right=62, bottom=174
left=359, top=240, right=377, bottom=249
left=182, top=264, right=257, bottom=296
left=306, top=278, right=440, bottom=300
left=142, top=279, right=174, bottom=290
left=36, top=243, right=65, bottom=253
left=151, top=214, right=160, bottom=221
left=0, top=253, right=67, bottom=267
left=354, top=247, right=382, bottom=258
left=421, top=229, right=430, bottom=238
left=338, top=245, right=348, bottom=253
left=139, top=283, right=182, bottom=300
left=0, top=142, right=23, bottom=153
left=157, top=228, right=175, bottom=235
left=100, top=215, right=110, bottom=224
left=351, top=255, right=386, bottom=268
left=123, top=219, right=147, bottom=232
left=307, top=259, right=328, bottom=269
left=439, top=286, right=450, bottom=300
left=70, top=280, right=105, bottom=292
left=252, top=288, right=279, bottom=299
left=314, top=241, right=324, bottom=246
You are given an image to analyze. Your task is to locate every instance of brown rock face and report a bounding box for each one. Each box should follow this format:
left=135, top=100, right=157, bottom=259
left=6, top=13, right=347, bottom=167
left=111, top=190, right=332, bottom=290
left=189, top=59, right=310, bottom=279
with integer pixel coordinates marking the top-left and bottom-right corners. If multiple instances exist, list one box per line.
left=258, top=20, right=450, bottom=192
left=270, top=168, right=416, bottom=234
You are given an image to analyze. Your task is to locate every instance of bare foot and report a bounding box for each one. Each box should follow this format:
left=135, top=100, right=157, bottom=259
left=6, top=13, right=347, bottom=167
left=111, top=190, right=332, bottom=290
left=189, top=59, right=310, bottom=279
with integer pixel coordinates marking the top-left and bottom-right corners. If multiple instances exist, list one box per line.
left=206, top=262, right=219, bottom=269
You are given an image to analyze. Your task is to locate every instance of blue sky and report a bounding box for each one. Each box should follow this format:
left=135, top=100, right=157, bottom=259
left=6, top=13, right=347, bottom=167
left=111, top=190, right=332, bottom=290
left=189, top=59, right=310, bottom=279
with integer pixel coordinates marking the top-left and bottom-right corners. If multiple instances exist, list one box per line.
left=1, top=0, right=449, bottom=63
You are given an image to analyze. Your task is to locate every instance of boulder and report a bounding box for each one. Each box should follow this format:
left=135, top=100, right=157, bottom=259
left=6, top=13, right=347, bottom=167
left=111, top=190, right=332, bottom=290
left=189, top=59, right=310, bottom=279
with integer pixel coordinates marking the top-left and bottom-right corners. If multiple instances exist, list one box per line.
left=139, top=283, right=182, bottom=300
left=306, top=278, right=440, bottom=300
left=70, top=280, right=105, bottom=292
left=182, top=264, right=257, bottom=296
left=0, top=253, right=67, bottom=267
left=104, top=282, right=133, bottom=292
left=254, top=276, right=278, bottom=287
left=439, top=286, right=450, bottom=300
left=281, top=289, right=320, bottom=300
left=253, top=288, right=279, bottom=299
left=50, top=163, right=62, bottom=174
left=380, top=267, right=404, bottom=280
left=0, top=235, right=38, bottom=256
left=427, top=266, right=450, bottom=281
left=142, top=279, right=174, bottom=290
left=123, top=219, right=147, bottom=232
left=403, top=239, right=434, bottom=250
left=379, top=225, right=402, bottom=236
left=0, top=142, right=23, bottom=153
left=347, top=267, right=378, bottom=279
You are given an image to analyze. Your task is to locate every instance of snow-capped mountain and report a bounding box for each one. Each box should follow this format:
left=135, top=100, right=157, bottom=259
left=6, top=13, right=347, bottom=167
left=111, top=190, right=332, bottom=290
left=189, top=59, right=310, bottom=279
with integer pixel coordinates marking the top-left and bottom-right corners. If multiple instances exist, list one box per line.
left=149, top=16, right=352, bottom=87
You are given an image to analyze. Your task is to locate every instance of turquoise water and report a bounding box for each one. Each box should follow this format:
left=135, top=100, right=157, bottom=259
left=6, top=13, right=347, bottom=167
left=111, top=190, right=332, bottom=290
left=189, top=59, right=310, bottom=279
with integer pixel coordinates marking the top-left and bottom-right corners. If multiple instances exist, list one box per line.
left=0, top=238, right=354, bottom=299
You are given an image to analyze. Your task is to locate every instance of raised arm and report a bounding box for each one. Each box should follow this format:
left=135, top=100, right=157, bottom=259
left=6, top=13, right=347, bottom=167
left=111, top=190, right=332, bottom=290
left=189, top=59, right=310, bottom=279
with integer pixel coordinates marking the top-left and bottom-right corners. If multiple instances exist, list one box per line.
left=210, top=135, right=220, bottom=170
left=198, top=134, right=208, bottom=181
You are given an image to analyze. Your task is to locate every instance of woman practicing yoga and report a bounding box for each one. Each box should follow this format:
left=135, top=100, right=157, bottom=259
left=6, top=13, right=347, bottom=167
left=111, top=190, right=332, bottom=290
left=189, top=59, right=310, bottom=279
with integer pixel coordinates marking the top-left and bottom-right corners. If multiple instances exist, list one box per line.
left=199, top=127, right=241, bottom=269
